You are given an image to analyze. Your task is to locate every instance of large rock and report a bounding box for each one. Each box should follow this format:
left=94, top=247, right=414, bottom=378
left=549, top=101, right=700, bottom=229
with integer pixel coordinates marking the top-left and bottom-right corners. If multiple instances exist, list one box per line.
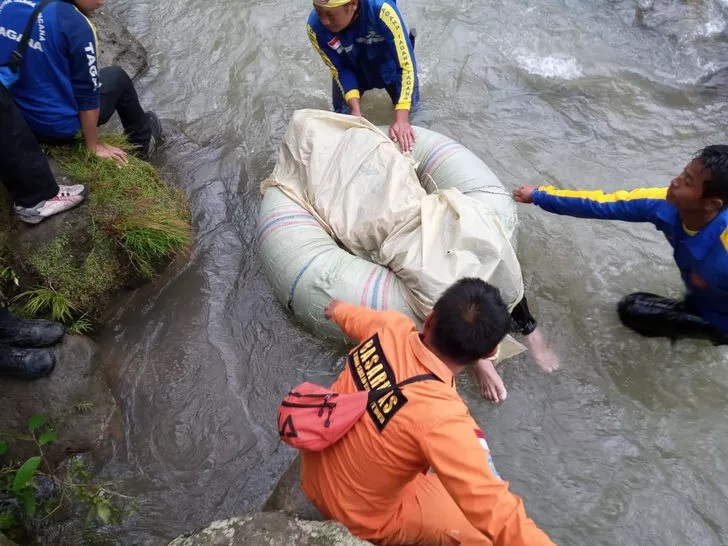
left=0, top=532, right=18, bottom=546
left=0, top=335, right=121, bottom=467
left=168, top=512, right=371, bottom=546
left=92, top=9, right=148, bottom=79
left=262, top=456, right=324, bottom=521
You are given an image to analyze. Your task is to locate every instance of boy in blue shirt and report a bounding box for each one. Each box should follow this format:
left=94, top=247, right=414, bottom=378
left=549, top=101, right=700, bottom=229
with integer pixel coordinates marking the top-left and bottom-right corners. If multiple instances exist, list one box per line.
left=513, top=145, right=728, bottom=344
left=0, top=0, right=162, bottom=167
left=307, top=0, right=418, bottom=152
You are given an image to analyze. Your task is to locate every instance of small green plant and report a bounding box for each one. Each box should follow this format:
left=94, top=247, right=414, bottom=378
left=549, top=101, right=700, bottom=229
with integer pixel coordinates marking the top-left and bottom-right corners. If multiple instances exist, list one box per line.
left=68, top=315, right=93, bottom=335
left=73, top=400, right=94, bottom=414
left=0, top=414, right=131, bottom=534
left=0, top=264, right=20, bottom=303
left=0, top=415, right=57, bottom=518
left=15, top=286, right=77, bottom=324
left=65, top=458, right=130, bottom=525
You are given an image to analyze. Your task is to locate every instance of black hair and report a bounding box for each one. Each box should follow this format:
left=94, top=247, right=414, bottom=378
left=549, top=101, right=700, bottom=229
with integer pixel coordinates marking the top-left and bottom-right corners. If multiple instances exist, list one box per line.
left=431, top=278, right=511, bottom=365
left=697, top=145, right=728, bottom=206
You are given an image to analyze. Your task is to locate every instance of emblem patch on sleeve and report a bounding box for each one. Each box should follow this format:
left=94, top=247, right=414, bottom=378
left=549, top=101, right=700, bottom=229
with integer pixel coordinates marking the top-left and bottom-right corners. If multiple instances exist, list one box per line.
left=475, top=428, right=501, bottom=480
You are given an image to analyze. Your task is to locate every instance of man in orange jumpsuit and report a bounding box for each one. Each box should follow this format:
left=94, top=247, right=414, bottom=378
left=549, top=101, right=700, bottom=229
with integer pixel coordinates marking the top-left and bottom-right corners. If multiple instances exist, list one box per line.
left=301, top=278, right=554, bottom=545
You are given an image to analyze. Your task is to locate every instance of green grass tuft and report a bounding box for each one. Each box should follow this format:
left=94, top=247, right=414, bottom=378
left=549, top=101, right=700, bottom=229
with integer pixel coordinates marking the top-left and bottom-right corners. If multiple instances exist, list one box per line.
left=0, top=134, right=191, bottom=328
left=15, top=286, right=77, bottom=324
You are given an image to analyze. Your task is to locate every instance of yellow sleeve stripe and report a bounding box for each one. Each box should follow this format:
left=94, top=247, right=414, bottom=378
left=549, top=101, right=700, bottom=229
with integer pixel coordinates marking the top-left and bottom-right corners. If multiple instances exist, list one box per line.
left=307, top=25, right=346, bottom=98
left=720, top=227, right=728, bottom=251
left=379, top=3, right=415, bottom=110
left=74, top=7, right=99, bottom=49
left=344, top=89, right=360, bottom=101
left=538, top=185, right=668, bottom=203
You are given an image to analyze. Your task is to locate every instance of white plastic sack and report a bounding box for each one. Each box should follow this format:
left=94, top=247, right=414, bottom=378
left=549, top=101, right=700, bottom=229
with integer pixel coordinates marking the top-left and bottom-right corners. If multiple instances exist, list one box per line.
left=261, top=109, right=524, bottom=321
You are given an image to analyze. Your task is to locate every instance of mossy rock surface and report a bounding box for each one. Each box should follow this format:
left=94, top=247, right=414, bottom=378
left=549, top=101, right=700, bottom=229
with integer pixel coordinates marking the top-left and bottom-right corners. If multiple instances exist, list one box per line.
left=0, top=140, right=191, bottom=329
left=168, top=513, right=372, bottom=546
left=0, top=335, right=121, bottom=468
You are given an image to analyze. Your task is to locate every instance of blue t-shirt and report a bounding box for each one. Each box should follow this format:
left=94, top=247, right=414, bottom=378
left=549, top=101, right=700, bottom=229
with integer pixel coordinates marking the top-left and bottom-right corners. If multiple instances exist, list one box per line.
left=533, top=185, right=728, bottom=333
left=0, top=0, right=100, bottom=138
left=307, top=0, right=417, bottom=110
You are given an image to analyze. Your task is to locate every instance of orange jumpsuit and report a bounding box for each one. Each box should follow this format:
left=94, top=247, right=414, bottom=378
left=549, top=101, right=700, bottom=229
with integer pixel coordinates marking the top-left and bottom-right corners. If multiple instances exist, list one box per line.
left=301, top=303, right=555, bottom=545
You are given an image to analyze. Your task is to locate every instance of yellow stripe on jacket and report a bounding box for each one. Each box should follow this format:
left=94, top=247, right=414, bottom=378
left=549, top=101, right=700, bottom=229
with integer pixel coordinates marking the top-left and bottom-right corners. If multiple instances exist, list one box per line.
left=378, top=3, right=415, bottom=110
left=538, top=186, right=668, bottom=203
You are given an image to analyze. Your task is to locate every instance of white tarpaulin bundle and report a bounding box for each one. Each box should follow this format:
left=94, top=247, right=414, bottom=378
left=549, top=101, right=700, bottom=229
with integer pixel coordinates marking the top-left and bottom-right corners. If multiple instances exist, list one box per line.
left=261, top=109, right=524, bottom=319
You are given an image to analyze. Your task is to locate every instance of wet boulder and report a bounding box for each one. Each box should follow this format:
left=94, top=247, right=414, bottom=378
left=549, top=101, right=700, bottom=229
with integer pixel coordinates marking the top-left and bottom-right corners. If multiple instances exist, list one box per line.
left=169, top=456, right=372, bottom=545
left=0, top=335, right=121, bottom=468
left=92, top=9, right=148, bottom=79
left=168, top=512, right=371, bottom=546
left=262, top=456, right=324, bottom=521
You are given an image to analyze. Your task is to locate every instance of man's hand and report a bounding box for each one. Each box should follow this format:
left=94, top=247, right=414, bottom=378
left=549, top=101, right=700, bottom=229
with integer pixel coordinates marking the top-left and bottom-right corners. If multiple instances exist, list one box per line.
left=94, top=143, right=128, bottom=165
left=512, top=184, right=537, bottom=203
left=389, top=109, right=415, bottom=153
left=324, top=299, right=342, bottom=320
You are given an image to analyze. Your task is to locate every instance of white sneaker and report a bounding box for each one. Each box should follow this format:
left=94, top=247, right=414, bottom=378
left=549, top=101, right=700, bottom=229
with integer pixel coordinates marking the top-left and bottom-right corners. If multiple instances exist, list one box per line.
left=14, top=184, right=88, bottom=224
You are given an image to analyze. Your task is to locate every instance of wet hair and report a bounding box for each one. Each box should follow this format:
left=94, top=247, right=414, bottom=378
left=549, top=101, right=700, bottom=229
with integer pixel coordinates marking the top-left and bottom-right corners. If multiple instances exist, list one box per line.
left=697, top=145, right=728, bottom=206
left=431, top=278, right=511, bottom=365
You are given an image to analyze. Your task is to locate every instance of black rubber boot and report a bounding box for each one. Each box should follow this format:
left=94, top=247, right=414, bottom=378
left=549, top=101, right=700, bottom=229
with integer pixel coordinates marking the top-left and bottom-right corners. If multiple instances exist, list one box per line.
left=0, top=345, right=55, bottom=380
left=0, top=310, right=64, bottom=347
left=617, top=292, right=728, bottom=344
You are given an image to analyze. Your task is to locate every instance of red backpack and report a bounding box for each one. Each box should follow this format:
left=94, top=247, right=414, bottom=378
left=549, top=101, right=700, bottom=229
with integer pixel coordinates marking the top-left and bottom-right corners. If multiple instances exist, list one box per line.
left=277, top=374, right=438, bottom=451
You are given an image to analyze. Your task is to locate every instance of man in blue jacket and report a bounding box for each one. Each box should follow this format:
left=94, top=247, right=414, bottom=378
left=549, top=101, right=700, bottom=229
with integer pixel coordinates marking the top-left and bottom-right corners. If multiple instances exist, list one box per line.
left=0, top=0, right=162, bottom=167
left=307, top=0, right=419, bottom=152
left=513, top=145, right=728, bottom=344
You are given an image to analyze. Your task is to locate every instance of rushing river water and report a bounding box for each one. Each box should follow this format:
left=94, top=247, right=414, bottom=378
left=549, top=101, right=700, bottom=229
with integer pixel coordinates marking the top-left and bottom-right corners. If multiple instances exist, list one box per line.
left=54, top=0, right=728, bottom=544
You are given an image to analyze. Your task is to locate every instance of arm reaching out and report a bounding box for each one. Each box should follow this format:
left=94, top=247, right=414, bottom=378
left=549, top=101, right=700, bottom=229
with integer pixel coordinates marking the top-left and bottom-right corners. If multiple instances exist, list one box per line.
left=513, top=184, right=667, bottom=223
left=324, top=300, right=409, bottom=343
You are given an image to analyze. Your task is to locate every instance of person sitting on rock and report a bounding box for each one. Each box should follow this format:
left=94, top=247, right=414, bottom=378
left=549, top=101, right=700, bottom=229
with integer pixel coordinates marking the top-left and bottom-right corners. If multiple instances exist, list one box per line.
left=302, top=278, right=554, bottom=545
left=0, top=307, right=64, bottom=380
left=512, top=145, right=728, bottom=344
left=306, top=0, right=419, bottom=152
left=0, top=0, right=163, bottom=167
left=0, top=70, right=88, bottom=224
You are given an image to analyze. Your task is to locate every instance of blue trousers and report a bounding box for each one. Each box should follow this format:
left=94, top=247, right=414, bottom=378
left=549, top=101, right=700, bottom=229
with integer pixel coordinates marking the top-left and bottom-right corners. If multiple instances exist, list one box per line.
left=332, top=78, right=420, bottom=114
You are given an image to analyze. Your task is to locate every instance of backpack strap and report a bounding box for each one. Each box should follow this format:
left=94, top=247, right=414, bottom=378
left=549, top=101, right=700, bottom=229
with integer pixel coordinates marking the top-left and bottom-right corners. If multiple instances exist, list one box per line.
left=3, top=0, right=59, bottom=72
left=366, top=373, right=440, bottom=402
left=395, top=373, right=440, bottom=388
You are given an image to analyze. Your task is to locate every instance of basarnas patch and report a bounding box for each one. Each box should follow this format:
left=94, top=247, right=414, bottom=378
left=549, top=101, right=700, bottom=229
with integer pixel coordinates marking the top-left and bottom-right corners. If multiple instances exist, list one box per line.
left=348, top=333, right=405, bottom=432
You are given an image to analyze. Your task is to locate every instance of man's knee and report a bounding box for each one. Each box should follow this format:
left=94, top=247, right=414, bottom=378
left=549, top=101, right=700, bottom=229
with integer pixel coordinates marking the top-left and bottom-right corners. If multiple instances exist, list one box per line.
left=100, top=65, right=133, bottom=90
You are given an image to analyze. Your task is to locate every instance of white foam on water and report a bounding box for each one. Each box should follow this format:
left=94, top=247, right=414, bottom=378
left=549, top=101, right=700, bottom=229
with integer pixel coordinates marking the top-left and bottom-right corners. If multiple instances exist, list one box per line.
left=514, top=50, right=584, bottom=80
left=700, top=17, right=726, bottom=37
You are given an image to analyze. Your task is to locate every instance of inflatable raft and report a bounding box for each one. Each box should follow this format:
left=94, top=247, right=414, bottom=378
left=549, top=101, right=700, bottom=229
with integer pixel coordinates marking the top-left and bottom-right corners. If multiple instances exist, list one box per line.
left=258, top=110, right=522, bottom=355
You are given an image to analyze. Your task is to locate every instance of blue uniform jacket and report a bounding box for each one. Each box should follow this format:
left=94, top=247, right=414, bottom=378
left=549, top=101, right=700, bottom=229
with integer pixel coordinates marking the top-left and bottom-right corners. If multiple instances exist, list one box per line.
left=533, top=186, right=728, bottom=333
left=307, top=0, right=417, bottom=110
left=0, top=0, right=100, bottom=138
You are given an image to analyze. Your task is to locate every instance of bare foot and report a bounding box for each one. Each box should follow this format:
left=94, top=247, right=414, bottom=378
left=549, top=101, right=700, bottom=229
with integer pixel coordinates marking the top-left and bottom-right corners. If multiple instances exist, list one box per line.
left=473, top=359, right=507, bottom=403
left=524, top=326, right=560, bottom=372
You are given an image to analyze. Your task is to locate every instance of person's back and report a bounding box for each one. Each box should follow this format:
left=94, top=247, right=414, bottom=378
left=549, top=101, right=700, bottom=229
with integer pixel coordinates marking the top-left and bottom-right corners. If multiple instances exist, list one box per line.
left=302, top=308, right=462, bottom=538
left=0, top=0, right=98, bottom=138
left=301, top=279, right=554, bottom=545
